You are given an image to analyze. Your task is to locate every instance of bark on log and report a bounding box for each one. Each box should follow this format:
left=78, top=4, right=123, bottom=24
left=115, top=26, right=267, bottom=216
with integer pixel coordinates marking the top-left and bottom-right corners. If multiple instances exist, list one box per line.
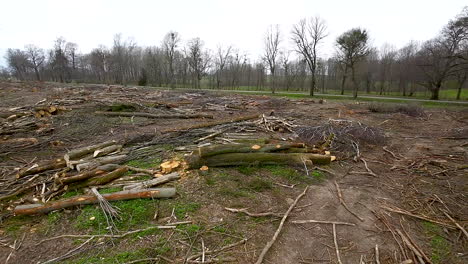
left=197, top=143, right=306, bottom=158
left=14, top=188, right=176, bottom=215
left=57, top=164, right=121, bottom=184
left=95, top=111, right=213, bottom=119
left=93, top=144, right=122, bottom=157
left=123, top=172, right=180, bottom=190
left=64, top=140, right=117, bottom=167
left=162, top=114, right=259, bottom=133
left=188, top=153, right=331, bottom=169
left=70, top=167, right=128, bottom=189
left=16, top=159, right=67, bottom=178
left=76, top=155, right=127, bottom=172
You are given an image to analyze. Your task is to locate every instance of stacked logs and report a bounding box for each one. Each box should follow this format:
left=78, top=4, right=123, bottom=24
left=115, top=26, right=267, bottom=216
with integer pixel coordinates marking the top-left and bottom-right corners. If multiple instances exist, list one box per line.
left=34, top=105, right=68, bottom=118
left=187, top=142, right=334, bottom=169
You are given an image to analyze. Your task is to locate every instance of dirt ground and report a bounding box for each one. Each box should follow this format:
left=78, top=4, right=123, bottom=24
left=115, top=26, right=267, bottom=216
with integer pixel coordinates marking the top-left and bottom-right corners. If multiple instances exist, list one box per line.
left=0, top=81, right=467, bottom=264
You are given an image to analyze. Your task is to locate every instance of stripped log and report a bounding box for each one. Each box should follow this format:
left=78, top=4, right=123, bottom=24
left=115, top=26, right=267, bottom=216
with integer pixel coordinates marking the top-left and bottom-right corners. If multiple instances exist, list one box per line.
left=14, top=188, right=176, bottom=215
left=124, top=172, right=180, bottom=190
left=197, top=143, right=306, bottom=158
left=70, top=167, right=128, bottom=189
left=75, top=155, right=127, bottom=172
left=162, top=114, right=259, bottom=133
left=64, top=140, right=117, bottom=167
left=187, top=153, right=331, bottom=169
left=95, top=111, right=213, bottom=119
left=16, top=159, right=67, bottom=178
left=56, top=164, right=120, bottom=185
left=93, top=144, right=122, bottom=157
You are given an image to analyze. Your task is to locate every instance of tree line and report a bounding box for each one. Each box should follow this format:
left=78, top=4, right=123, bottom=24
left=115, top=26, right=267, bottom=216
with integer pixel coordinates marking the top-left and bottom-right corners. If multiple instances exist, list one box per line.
left=3, top=7, right=467, bottom=100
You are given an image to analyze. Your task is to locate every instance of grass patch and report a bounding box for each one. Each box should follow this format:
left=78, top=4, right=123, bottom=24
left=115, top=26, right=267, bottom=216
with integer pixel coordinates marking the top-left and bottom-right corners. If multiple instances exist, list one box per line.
left=312, top=170, right=325, bottom=181
left=99, top=187, right=122, bottom=194
left=125, top=158, right=161, bottom=169
left=47, top=211, right=62, bottom=225
left=237, top=165, right=259, bottom=175
left=62, top=190, right=82, bottom=198
left=177, top=224, right=202, bottom=236
left=422, top=221, right=451, bottom=263
left=173, top=202, right=201, bottom=219
left=218, top=187, right=251, bottom=198
left=245, top=177, right=273, bottom=192
left=66, top=248, right=149, bottom=264
left=368, top=102, right=426, bottom=117
left=75, top=199, right=157, bottom=234
left=264, top=165, right=309, bottom=183
left=109, top=104, right=136, bottom=112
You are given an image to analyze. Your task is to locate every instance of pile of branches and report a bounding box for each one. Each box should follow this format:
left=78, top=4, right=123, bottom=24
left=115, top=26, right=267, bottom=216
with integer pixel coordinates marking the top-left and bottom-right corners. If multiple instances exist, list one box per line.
left=367, top=102, right=426, bottom=117
left=294, top=119, right=386, bottom=153
left=1, top=140, right=179, bottom=217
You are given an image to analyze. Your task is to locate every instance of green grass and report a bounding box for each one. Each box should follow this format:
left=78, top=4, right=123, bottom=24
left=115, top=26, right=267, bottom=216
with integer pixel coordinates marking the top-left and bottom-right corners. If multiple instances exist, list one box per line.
left=65, top=248, right=151, bottom=264
left=75, top=199, right=158, bottom=234
left=245, top=177, right=273, bottom=191
left=62, top=190, right=82, bottom=198
left=422, top=221, right=451, bottom=263
left=47, top=211, right=62, bottom=225
left=173, top=202, right=201, bottom=219
left=264, top=165, right=309, bottom=183
left=125, top=158, right=161, bottom=169
left=177, top=224, right=202, bottom=236
left=218, top=187, right=251, bottom=198
left=99, top=187, right=122, bottom=194
left=311, top=170, right=325, bottom=181
left=237, top=165, right=259, bottom=175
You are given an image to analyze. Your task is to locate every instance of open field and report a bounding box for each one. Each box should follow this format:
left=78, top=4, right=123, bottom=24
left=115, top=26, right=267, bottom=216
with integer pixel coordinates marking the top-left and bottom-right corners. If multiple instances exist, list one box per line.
left=0, top=81, right=467, bottom=264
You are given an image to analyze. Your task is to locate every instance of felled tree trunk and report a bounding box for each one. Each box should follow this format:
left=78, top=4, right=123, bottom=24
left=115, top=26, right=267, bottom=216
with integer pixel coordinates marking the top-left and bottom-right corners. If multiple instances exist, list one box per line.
left=93, top=144, right=122, bottom=157
left=64, top=140, right=117, bottom=167
left=197, top=143, right=307, bottom=158
left=70, top=166, right=128, bottom=189
left=56, top=164, right=120, bottom=184
left=124, top=172, right=180, bottom=190
left=188, top=153, right=331, bottom=169
left=162, top=114, right=259, bottom=133
left=95, top=111, right=213, bottom=119
left=75, top=155, right=127, bottom=172
left=16, top=159, right=67, bottom=178
left=14, top=188, right=176, bottom=215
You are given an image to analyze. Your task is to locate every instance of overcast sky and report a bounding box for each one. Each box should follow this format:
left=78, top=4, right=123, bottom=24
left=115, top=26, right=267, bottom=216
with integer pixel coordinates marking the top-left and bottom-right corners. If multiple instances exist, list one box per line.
left=0, top=0, right=466, bottom=66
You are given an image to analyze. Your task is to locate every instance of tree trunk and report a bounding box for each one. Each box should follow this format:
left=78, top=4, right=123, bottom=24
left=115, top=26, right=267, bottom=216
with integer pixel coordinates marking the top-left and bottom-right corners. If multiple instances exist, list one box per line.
left=456, top=76, right=466, bottom=100
left=14, top=188, right=176, bottom=215
left=430, top=83, right=441, bottom=100
left=70, top=166, right=128, bottom=189
left=17, top=159, right=67, bottom=178
left=57, top=164, right=120, bottom=185
left=352, top=66, right=358, bottom=99
left=310, top=72, right=315, bottom=96
left=188, top=152, right=331, bottom=169
left=340, top=69, right=347, bottom=95
left=197, top=143, right=307, bottom=158
left=64, top=140, right=118, bottom=167
left=124, top=172, right=180, bottom=190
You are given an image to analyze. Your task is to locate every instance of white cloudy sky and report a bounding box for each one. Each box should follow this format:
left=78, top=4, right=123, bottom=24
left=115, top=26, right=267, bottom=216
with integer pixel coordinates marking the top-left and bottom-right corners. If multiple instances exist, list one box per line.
left=0, top=0, right=466, bottom=66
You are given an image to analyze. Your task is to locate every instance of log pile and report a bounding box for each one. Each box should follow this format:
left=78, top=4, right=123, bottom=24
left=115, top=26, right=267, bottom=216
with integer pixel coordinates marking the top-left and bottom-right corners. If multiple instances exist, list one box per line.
left=34, top=105, right=68, bottom=118
left=187, top=142, right=334, bottom=169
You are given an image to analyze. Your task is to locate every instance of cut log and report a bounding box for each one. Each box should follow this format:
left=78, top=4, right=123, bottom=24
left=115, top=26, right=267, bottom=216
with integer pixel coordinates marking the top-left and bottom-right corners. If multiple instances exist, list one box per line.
left=64, top=140, right=117, bottom=167
left=197, top=143, right=306, bottom=158
left=95, top=111, right=213, bottom=119
left=14, top=188, right=176, bottom=215
left=75, top=155, right=127, bottom=172
left=57, top=164, right=121, bottom=184
left=162, top=114, right=259, bottom=133
left=0, top=137, right=38, bottom=145
left=70, top=167, right=128, bottom=189
left=16, top=159, right=67, bottom=178
left=93, top=144, right=122, bottom=157
left=187, top=153, right=331, bottom=169
left=124, top=172, right=180, bottom=190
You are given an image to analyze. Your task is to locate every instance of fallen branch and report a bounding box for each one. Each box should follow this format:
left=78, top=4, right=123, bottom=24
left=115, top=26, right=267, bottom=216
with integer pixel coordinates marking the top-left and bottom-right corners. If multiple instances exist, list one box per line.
left=443, top=211, right=468, bottom=239
left=125, top=166, right=155, bottom=175
left=187, top=238, right=248, bottom=262
left=93, top=144, right=122, bottom=157
left=123, top=172, right=180, bottom=190
left=36, top=221, right=191, bottom=245
left=224, top=207, right=283, bottom=218
left=333, top=224, right=343, bottom=264
left=41, top=236, right=94, bottom=264
left=255, top=186, right=309, bottom=264
left=56, top=164, right=120, bottom=184
left=75, top=155, right=127, bottom=172
left=162, top=114, right=259, bottom=133
left=194, top=130, right=227, bottom=143
left=95, top=111, right=213, bottom=119
left=16, top=159, right=66, bottom=178
left=70, top=166, right=128, bottom=189
left=292, top=219, right=355, bottom=226
left=396, top=229, right=432, bottom=264
left=196, top=143, right=306, bottom=158
left=14, top=188, right=176, bottom=215
left=381, top=205, right=456, bottom=229
left=334, top=181, right=364, bottom=222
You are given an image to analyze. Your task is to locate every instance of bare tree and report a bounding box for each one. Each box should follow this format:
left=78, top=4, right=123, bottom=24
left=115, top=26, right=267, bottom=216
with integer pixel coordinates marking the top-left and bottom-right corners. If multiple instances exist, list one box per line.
left=263, top=25, right=281, bottom=93
left=186, top=38, right=211, bottom=89
left=215, top=45, right=232, bottom=89
left=24, top=45, right=45, bottom=81
left=335, top=28, right=370, bottom=98
left=378, top=43, right=397, bottom=95
left=5, top=48, right=30, bottom=80
left=291, top=17, right=328, bottom=96
left=162, top=31, right=181, bottom=88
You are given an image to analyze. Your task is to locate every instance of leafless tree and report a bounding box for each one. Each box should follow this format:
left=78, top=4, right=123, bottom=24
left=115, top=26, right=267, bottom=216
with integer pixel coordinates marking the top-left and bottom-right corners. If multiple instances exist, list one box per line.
left=291, top=17, right=328, bottom=96
left=335, top=28, right=370, bottom=98
left=162, top=31, right=181, bottom=88
left=186, top=38, right=211, bottom=89
left=5, top=48, right=30, bottom=80
left=215, top=45, right=232, bottom=89
left=24, top=44, right=45, bottom=81
left=263, top=25, right=281, bottom=93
